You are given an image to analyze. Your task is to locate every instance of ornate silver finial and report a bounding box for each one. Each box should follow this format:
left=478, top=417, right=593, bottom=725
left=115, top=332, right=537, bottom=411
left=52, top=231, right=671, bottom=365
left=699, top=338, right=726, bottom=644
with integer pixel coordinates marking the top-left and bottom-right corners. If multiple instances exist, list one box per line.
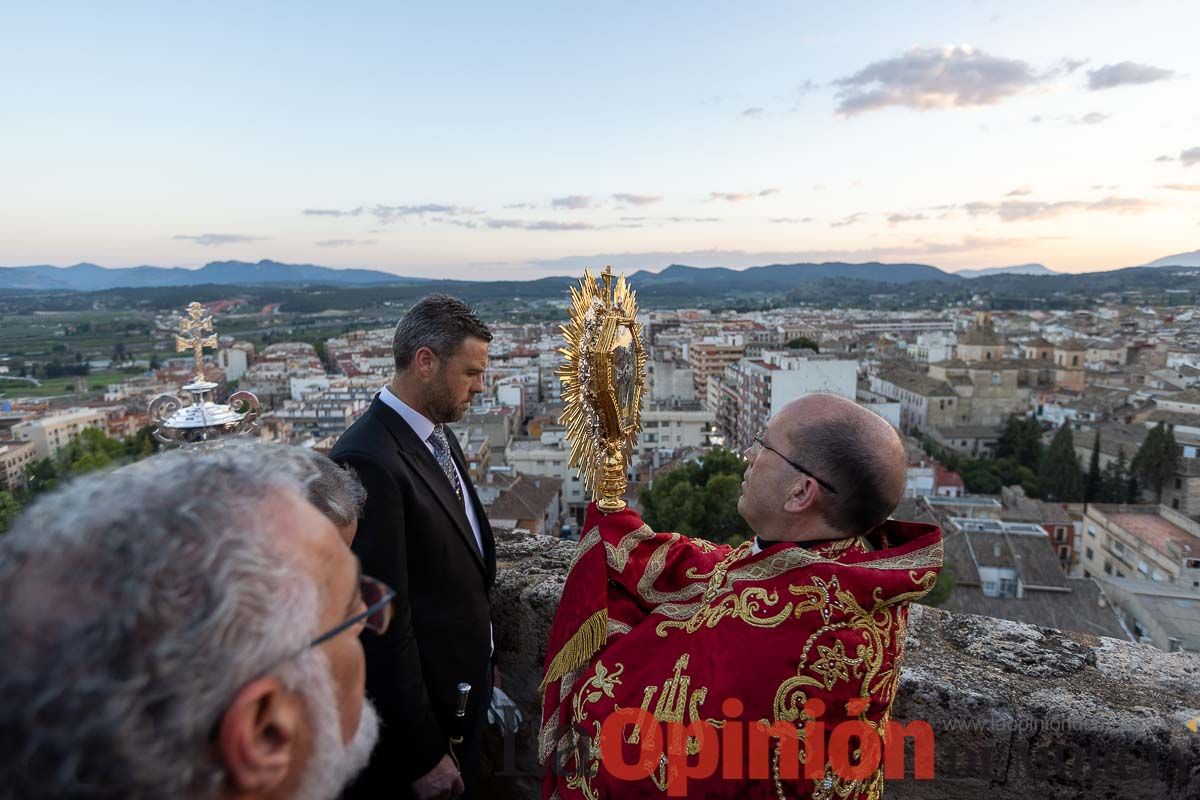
left=149, top=301, right=260, bottom=447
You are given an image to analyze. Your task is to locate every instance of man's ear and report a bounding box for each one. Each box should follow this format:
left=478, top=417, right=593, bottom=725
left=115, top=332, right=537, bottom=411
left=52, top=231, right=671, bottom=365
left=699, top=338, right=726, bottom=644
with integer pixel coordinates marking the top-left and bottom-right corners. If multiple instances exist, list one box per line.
left=216, top=677, right=303, bottom=795
left=412, top=346, right=438, bottom=378
left=782, top=477, right=818, bottom=514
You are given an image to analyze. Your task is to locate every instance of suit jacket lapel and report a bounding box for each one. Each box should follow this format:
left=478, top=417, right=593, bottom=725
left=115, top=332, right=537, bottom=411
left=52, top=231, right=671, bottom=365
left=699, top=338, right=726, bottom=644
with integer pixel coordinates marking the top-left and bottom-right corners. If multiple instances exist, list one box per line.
left=368, top=399, right=488, bottom=576
left=446, top=428, right=497, bottom=585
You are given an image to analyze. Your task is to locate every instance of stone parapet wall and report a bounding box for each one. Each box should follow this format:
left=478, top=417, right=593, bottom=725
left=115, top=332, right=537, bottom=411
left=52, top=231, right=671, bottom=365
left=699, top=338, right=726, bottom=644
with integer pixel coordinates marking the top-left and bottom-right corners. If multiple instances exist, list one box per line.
left=481, top=528, right=1200, bottom=799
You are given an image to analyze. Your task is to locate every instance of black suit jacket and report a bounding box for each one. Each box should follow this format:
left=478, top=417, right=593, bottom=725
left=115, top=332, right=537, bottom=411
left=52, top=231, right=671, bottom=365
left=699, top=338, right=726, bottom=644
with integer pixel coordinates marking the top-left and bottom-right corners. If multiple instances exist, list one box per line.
left=331, top=397, right=496, bottom=791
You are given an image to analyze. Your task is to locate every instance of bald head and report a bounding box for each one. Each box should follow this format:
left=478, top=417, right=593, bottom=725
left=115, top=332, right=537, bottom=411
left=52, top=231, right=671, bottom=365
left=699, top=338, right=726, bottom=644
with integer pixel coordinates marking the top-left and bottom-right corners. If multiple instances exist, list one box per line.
left=775, top=394, right=907, bottom=535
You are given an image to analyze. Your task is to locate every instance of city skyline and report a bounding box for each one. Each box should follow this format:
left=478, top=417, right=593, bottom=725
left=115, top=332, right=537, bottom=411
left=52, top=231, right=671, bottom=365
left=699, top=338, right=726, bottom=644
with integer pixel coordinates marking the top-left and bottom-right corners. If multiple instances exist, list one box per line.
left=3, top=1, right=1198, bottom=279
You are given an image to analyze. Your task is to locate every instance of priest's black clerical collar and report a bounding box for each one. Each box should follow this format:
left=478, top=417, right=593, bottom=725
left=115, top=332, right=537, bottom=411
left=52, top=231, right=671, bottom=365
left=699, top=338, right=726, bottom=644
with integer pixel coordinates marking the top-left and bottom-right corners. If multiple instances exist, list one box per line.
left=756, top=535, right=824, bottom=551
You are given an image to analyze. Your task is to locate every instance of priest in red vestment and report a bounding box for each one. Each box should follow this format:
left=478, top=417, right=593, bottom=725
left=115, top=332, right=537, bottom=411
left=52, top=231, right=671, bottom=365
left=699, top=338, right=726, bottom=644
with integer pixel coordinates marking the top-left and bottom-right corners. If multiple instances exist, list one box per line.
left=540, top=394, right=943, bottom=800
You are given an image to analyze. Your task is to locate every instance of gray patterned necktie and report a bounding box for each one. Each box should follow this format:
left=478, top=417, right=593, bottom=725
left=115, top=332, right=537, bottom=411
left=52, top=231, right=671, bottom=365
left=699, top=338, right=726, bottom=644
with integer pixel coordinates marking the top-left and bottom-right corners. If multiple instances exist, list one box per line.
left=427, top=424, right=463, bottom=500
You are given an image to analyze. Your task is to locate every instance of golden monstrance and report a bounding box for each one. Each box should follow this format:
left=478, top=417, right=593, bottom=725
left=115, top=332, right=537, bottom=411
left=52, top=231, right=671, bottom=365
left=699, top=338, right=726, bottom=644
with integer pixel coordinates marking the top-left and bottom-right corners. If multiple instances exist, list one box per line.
left=558, top=267, right=646, bottom=513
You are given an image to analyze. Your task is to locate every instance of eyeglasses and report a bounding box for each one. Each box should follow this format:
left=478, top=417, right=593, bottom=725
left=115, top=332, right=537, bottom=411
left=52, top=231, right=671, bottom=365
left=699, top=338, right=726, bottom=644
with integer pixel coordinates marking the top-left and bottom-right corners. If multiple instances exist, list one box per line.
left=310, top=574, right=396, bottom=648
left=751, top=432, right=839, bottom=495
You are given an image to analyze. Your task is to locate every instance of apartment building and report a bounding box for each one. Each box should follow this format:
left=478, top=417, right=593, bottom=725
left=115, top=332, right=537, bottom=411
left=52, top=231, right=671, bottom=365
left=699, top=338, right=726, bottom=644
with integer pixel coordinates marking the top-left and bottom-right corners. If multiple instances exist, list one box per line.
left=685, top=335, right=746, bottom=402
left=1078, top=504, right=1200, bottom=589
left=0, top=440, right=36, bottom=490
left=724, top=350, right=857, bottom=452
left=12, top=407, right=107, bottom=460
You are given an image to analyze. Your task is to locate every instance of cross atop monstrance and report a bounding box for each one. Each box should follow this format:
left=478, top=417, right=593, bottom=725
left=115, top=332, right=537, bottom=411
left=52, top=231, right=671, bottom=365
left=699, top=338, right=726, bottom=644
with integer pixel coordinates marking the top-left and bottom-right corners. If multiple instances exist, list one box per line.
left=148, top=301, right=260, bottom=447
left=175, top=302, right=219, bottom=387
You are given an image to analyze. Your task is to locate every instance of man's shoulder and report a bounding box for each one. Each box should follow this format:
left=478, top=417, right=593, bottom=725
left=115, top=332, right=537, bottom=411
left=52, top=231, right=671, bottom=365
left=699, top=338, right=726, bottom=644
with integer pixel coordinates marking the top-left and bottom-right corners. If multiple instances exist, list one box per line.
left=330, top=404, right=397, bottom=460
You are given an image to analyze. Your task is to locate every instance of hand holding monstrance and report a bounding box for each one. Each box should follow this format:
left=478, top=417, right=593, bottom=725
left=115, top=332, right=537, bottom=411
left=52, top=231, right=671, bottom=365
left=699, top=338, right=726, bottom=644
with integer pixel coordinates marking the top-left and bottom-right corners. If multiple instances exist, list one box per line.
left=558, top=266, right=646, bottom=513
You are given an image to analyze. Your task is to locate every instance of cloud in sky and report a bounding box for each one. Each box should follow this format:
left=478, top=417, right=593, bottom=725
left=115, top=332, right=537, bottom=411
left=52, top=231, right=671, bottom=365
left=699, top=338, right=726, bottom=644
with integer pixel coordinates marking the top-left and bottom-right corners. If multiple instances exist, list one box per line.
left=172, top=233, right=266, bottom=247
left=372, top=204, right=479, bottom=223
left=741, top=106, right=765, bottom=116
left=1182, top=147, right=1200, bottom=166
left=769, top=216, right=816, bottom=224
left=617, top=215, right=722, bottom=224
left=1034, top=111, right=1111, bottom=125
left=833, top=46, right=1042, bottom=115
left=708, top=188, right=780, bottom=202
left=315, top=238, right=378, bottom=247
left=1054, top=57, right=1089, bottom=75
left=888, top=213, right=927, bottom=225
left=708, top=191, right=755, bottom=203
left=1160, top=184, right=1200, bottom=191
left=1156, top=154, right=1175, bottom=162
left=304, top=204, right=480, bottom=223
left=831, top=213, right=867, bottom=228
left=611, top=193, right=663, bottom=206
left=551, top=195, right=594, bottom=210
left=964, top=195, right=1155, bottom=221
left=1030, top=112, right=1109, bottom=125
left=302, top=207, right=364, bottom=217
left=1086, top=61, right=1174, bottom=90
left=1006, top=186, right=1033, bottom=196
left=483, top=218, right=596, bottom=231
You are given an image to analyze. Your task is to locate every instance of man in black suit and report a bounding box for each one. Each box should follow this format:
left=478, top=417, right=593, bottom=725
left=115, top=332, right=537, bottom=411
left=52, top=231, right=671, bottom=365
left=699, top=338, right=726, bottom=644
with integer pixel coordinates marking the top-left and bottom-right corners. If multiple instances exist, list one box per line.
left=331, top=294, right=496, bottom=800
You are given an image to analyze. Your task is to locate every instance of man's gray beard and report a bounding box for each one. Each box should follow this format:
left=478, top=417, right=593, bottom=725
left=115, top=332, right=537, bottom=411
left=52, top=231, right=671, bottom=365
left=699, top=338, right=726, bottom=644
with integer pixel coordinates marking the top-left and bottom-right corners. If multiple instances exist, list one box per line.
left=424, top=374, right=464, bottom=423
left=288, top=650, right=380, bottom=800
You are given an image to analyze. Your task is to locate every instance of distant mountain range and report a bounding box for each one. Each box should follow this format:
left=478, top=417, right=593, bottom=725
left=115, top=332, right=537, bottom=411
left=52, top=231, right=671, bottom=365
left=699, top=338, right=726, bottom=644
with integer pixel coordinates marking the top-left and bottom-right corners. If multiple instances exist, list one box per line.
left=0, top=259, right=966, bottom=292
left=0, top=260, right=426, bottom=291
left=623, top=262, right=957, bottom=292
left=954, top=263, right=1057, bottom=279
left=0, top=251, right=1193, bottom=292
left=1141, top=249, right=1200, bottom=268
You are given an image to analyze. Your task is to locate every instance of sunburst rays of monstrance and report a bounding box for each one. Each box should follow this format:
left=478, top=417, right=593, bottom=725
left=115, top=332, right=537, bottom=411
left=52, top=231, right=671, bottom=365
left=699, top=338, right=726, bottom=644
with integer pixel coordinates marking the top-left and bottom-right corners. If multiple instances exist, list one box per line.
left=558, top=266, right=646, bottom=513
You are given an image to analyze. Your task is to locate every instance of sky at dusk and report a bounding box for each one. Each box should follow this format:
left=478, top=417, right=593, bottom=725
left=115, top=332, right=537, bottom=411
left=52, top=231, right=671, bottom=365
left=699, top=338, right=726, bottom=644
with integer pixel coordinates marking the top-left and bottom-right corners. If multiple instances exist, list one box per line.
left=2, top=1, right=1198, bottom=280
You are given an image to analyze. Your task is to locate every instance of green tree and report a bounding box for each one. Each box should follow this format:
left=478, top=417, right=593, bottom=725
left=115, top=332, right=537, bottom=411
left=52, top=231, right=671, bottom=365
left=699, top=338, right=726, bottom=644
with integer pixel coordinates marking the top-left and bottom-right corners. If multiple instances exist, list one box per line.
left=785, top=336, right=820, bottom=353
left=57, top=428, right=124, bottom=476
left=1125, top=470, right=1141, bottom=504
left=639, top=447, right=753, bottom=545
left=996, top=415, right=1024, bottom=459
left=25, top=458, right=59, bottom=495
left=1085, top=430, right=1103, bottom=503
left=996, top=414, right=1044, bottom=473
left=1101, top=447, right=1128, bottom=504
left=1039, top=420, right=1084, bottom=502
left=958, top=456, right=1039, bottom=498
left=125, top=425, right=159, bottom=458
left=1132, top=422, right=1179, bottom=503
left=0, top=490, right=21, bottom=534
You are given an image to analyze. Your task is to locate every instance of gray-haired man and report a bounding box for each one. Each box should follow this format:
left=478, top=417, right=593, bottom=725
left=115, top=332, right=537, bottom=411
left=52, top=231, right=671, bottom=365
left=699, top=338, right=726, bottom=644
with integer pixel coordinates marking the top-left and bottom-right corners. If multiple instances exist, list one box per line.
left=305, top=449, right=368, bottom=545
left=0, top=444, right=386, bottom=800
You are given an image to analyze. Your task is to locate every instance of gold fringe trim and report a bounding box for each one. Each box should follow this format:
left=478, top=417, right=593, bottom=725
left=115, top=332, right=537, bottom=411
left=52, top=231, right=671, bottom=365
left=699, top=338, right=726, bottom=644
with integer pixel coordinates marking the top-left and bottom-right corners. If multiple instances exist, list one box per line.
left=538, top=608, right=607, bottom=694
